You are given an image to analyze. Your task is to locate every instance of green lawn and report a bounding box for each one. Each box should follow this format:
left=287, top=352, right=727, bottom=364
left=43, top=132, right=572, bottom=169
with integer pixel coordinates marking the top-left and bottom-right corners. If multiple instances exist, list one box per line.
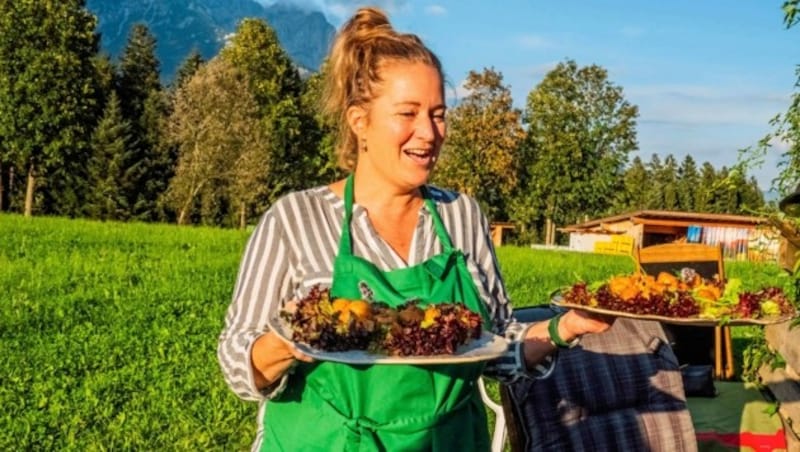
left=0, top=214, right=791, bottom=450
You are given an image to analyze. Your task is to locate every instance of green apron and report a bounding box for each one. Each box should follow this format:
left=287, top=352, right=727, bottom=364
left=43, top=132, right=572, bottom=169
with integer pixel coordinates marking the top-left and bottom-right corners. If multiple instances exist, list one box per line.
left=262, top=176, right=492, bottom=452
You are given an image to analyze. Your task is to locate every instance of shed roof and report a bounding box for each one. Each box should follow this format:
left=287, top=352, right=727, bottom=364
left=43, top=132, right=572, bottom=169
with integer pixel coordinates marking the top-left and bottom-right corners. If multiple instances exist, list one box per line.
left=562, top=210, right=766, bottom=233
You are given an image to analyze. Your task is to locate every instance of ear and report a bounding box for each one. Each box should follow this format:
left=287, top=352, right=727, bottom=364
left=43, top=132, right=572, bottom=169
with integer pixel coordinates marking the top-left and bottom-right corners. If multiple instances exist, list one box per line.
left=346, top=105, right=367, bottom=138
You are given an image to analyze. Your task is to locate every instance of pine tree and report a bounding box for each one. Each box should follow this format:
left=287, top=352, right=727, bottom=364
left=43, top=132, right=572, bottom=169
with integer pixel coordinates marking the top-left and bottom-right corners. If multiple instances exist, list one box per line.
left=115, top=23, right=168, bottom=221
left=86, top=92, right=134, bottom=220
left=613, top=156, right=650, bottom=211
left=695, top=162, right=717, bottom=212
left=658, top=155, right=680, bottom=210
left=676, top=155, right=699, bottom=211
left=171, top=49, right=204, bottom=92
left=644, top=154, right=664, bottom=209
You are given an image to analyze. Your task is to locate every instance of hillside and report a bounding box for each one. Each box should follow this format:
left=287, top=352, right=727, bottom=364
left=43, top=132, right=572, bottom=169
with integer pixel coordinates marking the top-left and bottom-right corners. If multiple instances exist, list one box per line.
left=86, top=0, right=335, bottom=81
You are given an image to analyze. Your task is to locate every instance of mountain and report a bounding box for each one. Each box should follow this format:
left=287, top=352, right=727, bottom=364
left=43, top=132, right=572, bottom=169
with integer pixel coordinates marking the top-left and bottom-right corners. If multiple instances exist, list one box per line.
left=86, top=0, right=335, bottom=82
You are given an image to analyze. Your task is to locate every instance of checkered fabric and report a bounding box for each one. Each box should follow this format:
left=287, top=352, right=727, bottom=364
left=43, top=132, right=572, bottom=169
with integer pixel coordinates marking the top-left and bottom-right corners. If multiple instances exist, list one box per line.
left=505, top=318, right=698, bottom=451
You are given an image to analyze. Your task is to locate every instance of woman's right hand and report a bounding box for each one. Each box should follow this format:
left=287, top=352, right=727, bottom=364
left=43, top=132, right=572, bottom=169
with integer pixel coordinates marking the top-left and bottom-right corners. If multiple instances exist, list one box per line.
left=251, top=331, right=314, bottom=391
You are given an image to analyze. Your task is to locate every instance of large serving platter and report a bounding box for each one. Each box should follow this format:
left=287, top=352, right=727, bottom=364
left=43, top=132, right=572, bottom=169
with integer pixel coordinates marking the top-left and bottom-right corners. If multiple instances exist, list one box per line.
left=550, top=297, right=795, bottom=326
left=267, top=312, right=509, bottom=365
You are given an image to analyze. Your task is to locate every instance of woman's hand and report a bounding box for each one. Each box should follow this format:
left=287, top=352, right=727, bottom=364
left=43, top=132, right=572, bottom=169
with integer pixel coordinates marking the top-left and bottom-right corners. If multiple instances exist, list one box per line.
left=251, top=331, right=314, bottom=391
left=557, top=309, right=614, bottom=342
left=521, top=309, right=614, bottom=369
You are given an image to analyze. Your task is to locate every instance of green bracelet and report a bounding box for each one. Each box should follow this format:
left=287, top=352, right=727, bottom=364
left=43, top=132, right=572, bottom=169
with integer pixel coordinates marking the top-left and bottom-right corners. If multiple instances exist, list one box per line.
left=548, top=313, right=579, bottom=348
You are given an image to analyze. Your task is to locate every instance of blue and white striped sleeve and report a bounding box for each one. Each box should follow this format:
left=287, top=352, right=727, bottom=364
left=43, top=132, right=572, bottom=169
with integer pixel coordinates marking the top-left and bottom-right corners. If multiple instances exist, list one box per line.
left=484, top=320, right=557, bottom=383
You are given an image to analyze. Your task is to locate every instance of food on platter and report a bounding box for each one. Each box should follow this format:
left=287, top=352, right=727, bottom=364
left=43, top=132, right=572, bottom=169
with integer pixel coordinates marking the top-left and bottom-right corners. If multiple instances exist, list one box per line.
left=279, top=285, right=484, bottom=357
left=557, top=268, right=795, bottom=324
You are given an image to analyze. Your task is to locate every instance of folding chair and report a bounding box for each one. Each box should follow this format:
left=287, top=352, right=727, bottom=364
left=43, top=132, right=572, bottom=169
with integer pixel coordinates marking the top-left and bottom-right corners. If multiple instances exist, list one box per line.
left=636, top=243, right=735, bottom=380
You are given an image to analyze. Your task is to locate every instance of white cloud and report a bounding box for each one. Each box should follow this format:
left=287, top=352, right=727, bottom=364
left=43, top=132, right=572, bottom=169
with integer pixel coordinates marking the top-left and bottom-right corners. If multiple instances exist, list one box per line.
left=424, top=5, right=447, bottom=16
left=255, top=0, right=411, bottom=24
left=627, top=84, right=791, bottom=127
left=445, top=77, right=473, bottom=105
left=523, top=61, right=560, bottom=79
left=323, top=0, right=411, bottom=23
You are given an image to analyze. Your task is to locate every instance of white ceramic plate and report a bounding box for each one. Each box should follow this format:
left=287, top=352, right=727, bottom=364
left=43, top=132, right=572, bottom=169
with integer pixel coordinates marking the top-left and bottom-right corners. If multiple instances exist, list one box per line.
left=550, top=297, right=795, bottom=326
left=267, top=313, right=509, bottom=365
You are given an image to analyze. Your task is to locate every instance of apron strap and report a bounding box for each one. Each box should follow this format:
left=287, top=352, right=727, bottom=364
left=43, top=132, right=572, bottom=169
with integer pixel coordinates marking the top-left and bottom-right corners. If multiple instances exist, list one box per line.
left=339, top=175, right=455, bottom=257
left=419, top=186, right=454, bottom=252
left=339, top=174, right=356, bottom=257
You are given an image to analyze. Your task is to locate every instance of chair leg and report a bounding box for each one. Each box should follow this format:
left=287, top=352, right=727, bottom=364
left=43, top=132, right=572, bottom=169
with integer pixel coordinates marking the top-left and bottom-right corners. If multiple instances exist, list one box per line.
left=714, top=326, right=723, bottom=379
left=477, top=377, right=506, bottom=452
left=723, top=326, right=735, bottom=380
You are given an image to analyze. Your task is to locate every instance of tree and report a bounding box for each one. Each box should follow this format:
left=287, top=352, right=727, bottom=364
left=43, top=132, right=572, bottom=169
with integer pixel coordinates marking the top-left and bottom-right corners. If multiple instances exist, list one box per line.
left=741, top=176, right=766, bottom=212
left=612, top=156, right=649, bottom=212
left=432, top=68, right=525, bottom=220
left=85, top=91, right=134, bottom=220
left=221, top=18, right=320, bottom=211
left=642, top=154, right=664, bottom=209
left=695, top=162, right=717, bottom=212
left=513, top=60, right=638, bottom=241
left=785, top=0, right=799, bottom=27
left=299, top=62, right=342, bottom=183
left=656, top=154, right=680, bottom=210
left=116, top=23, right=169, bottom=221
left=710, top=167, right=738, bottom=213
left=676, top=155, right=700, bottom=211
left=164, top=57, right=268, bottom=227
left=737, top=2, right=799, bottom=196
left=0, top=0, right=100, bottom=216
left=171, top=49, right=204, bottom=92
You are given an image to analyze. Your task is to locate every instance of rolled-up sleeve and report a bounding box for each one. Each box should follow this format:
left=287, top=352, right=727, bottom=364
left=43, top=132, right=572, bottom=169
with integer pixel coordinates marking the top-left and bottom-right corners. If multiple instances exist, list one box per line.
left=484, top=320, right=557, bottom=384
left=217, top=210, right=293, bottom=401
left=467, top=208, right=557, bottom=383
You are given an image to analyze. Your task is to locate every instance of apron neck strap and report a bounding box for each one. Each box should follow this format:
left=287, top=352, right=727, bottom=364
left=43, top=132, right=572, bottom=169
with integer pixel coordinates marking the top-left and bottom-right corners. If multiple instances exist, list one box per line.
left=339, top=174, right=454, bottom=257
left=419, top=186, right=454, bottom=251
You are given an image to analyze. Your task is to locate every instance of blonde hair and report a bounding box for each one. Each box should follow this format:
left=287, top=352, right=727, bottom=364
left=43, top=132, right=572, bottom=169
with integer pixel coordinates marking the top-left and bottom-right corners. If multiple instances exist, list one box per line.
left=321, top=7, right=444, bottom=171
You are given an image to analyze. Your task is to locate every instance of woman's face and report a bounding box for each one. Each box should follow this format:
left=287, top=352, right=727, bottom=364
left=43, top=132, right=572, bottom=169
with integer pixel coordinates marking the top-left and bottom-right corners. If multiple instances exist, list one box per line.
left=351, top=62, right=446, bottom=192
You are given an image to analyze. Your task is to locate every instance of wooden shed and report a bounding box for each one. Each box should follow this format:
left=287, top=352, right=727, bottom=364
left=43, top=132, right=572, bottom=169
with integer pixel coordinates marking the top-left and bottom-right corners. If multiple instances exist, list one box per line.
left=561, top=210, right=780, bottom=261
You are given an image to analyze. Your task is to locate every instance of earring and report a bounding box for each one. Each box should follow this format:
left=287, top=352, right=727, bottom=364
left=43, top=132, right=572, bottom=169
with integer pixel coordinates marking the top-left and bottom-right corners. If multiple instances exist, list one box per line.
left=360, top=138, right=367, bottom=152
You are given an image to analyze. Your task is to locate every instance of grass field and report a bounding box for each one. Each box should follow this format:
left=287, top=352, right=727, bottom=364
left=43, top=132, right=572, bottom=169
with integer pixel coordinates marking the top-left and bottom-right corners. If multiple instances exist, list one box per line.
left=1, top=213, right=792, bottom=450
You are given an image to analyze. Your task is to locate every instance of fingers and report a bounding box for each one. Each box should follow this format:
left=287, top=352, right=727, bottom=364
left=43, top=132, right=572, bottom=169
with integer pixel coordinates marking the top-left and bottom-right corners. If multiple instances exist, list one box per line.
left=288, top=345, right=314, bottom=363
left=564, top=309, right=614, bottom=335
left=252, top=332, right=315, bottom=387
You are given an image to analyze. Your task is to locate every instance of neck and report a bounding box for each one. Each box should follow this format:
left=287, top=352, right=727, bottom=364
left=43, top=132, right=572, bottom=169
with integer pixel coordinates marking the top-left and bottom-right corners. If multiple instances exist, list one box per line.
left=351, top=171, right=424, bottom=211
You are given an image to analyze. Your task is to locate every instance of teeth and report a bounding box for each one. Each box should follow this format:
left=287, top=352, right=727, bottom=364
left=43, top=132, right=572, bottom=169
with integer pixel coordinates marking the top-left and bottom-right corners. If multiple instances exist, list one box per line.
left=405, top=149, right=430, bottom=156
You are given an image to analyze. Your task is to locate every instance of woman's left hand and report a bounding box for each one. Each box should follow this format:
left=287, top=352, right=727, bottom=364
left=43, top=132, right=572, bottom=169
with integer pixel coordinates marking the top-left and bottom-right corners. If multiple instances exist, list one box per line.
left=558, top=308, right=615, bottom=341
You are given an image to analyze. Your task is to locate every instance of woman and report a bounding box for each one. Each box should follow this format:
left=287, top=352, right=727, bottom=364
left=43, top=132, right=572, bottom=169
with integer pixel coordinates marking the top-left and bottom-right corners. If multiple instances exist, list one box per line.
left=217, top=7, right=611, bottom=451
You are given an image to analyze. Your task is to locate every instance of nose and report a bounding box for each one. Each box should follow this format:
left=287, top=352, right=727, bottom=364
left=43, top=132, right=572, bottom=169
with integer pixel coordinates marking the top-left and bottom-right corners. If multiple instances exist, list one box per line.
left=416, top=115, right=442, bottom=142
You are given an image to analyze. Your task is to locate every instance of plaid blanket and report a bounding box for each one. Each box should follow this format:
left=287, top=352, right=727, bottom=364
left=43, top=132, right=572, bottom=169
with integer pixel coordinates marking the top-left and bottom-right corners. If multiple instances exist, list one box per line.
left=506, top=317, right=697, bottom=451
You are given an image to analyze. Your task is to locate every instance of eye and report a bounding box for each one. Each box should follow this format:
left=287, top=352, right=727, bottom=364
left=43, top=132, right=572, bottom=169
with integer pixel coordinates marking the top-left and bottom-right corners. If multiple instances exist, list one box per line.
left=432, top=111, right=446, bottom=122
left=398, top=111, right=416, bottom=117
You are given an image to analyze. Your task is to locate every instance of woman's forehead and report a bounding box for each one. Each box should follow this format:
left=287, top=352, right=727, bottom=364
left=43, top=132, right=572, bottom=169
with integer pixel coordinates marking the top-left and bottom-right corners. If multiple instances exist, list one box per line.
left=371, top=62, right=444, bottom=104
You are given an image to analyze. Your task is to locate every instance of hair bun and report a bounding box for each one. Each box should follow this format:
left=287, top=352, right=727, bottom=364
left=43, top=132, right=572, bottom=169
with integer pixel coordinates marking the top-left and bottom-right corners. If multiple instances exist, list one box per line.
left=343, top=7, right=392, bottom=35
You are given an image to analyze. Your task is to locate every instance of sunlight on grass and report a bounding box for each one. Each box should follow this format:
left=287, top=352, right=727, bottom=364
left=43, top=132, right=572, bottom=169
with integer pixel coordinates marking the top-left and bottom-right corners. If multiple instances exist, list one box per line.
left=1, top=214, right=790, bottom=450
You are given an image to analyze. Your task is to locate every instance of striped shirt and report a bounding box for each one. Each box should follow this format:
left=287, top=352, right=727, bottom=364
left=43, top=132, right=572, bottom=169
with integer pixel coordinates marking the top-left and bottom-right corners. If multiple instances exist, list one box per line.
left=217, top=184, right=555, bottom=448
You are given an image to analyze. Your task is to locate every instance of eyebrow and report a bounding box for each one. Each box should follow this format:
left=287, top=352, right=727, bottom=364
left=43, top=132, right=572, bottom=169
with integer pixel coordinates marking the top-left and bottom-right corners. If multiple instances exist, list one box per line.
left=393, top=101, right=446, bottom=110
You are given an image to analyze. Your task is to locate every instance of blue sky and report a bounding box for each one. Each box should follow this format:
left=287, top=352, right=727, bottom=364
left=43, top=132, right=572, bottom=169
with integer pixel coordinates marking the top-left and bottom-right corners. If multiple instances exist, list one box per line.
left=268, top=0, right=797, bottom=193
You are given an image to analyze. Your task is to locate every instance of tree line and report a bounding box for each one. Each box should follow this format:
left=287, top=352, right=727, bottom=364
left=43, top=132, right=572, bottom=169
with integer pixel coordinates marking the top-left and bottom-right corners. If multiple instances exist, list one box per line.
left=0, top=1, right=770, bottom=243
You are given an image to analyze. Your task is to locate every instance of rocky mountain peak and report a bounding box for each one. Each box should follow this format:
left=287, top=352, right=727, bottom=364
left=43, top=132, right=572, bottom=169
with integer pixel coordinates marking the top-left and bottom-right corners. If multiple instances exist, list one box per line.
left=86, top=0, right=334, bottom=81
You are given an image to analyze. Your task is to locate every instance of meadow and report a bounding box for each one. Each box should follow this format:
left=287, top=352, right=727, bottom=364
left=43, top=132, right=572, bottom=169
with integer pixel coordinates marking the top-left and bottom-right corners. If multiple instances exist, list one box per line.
left=0, top=213, right=791, bottom=450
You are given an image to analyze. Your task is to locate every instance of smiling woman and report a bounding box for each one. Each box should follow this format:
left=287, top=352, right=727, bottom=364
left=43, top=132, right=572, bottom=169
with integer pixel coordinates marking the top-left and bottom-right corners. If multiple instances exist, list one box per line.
left=216, top=6, right=614, bottom=452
